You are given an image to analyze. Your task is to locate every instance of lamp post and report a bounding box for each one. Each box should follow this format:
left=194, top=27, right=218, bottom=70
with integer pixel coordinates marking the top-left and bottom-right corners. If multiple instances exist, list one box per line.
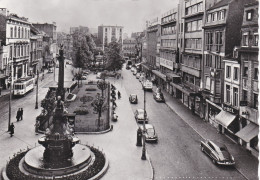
left=35, top=70, right=39, bottom=109
left=141, top=88, right=146, bottom=160
left=8, top=65, right=12, bottom=131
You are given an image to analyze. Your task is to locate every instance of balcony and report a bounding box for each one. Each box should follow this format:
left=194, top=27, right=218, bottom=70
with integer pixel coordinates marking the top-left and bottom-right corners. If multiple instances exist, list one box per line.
left=13, top=56, right=29, bottom=62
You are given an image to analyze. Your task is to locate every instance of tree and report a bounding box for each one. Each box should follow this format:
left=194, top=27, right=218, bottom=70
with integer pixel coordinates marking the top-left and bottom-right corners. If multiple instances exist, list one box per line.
left=91, top=93, right=107, bottom=129
left=97, top=80, right=108, bottom=97
left=104, top=41, right=124, bottom=71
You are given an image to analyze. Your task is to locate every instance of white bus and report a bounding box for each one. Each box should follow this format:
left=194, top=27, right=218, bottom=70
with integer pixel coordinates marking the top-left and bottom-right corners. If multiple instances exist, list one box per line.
left=13, top=77, right=34, bottom=96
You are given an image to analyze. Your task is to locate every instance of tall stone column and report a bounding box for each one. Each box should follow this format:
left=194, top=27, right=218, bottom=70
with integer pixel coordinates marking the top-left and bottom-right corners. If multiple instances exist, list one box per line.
left=56, top=46, right=65, bottom=101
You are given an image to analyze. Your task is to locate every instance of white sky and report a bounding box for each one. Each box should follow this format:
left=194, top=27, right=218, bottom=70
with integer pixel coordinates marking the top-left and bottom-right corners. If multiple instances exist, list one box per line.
left=0, top=0, right=178, bottom=36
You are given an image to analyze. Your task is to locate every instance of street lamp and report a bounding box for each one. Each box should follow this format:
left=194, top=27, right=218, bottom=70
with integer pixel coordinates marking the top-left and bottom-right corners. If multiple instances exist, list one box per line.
left=141, top=88, right=146, bottom=160
left=35, top=70, right=39, bottom=109
left=8, top=64, right=12, bottom=131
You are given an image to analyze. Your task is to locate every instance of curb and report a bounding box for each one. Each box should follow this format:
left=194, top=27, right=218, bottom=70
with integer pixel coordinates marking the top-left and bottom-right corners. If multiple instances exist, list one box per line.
left=75, top=125, right=113, bottom=135
left=89, top=153, right=109, bottom=180
left=146, top=153, right=155, bottom=180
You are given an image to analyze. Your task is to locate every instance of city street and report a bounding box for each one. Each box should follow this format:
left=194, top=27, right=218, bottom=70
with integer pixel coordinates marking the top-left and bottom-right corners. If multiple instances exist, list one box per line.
left=121, top=67, right=246, bottom=180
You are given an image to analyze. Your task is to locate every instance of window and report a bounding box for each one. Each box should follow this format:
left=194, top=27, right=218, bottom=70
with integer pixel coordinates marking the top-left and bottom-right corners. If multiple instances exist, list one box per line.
left=205, top=55, right=210, bottom=67
left=226, top=85, right=231, bottom=103
left=215, top=56, right=221, bottom=69
left=9, top=46, right=12, bottom=58
left=197, top=20, right=202, bottom=30
left=242, top=33, right=249, bottom=46
left=18, top=46, right=20, bottom=56
left=253, top=33, right=258, bottom=46
left=205, top=76, right=210, bottom=90
left=253, top=93, right=258, bottom=109
left=10, top=27, right=13, bottom=38
left=219, top=10, right=225, bottom=20
left=215, top=31, right=223, bottom=45
left=246, top=10, right=253, bottom=21
left=212, top=13, right=215, bottom=21
left=18, top=27, right=20, bottom=38
left=14, top=46, right=16, bottom=57
left=198, top=2, right=203, bottom=11
left=243, top=90, right=248, bottom=101
left=207, top=14, right=211, bottom=22
left=226, top=65, right=231, bottom=78
left=189, top=76, right=194, bottom=84
left=233, top=67, right=239, bottom=80
left=196, top=39, right=202, bottom=49
left=254, top=68, right=258, bottom=80
left=14, top=26, right=17, bottom=38
left=21, top=46, right=23, bottom=56
left=233, top=87, right=239, bottom=107
left=243, top=66, right=248, bottom=77
left=21, top=28, right=24, bottom=38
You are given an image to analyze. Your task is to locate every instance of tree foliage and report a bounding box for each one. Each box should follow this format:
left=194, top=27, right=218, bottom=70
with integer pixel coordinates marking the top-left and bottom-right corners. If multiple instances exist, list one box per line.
left=72, top=31, right=96, bottom=68
left=104, top=41, right=124, bottom=71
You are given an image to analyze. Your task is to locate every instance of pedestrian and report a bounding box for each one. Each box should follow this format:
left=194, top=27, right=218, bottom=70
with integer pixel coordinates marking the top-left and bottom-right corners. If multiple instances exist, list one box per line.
left=191, top=103, right=195, bottom=115
left=35, top=120, right=40, bottom=135
left=112, top=100, right=117, bottom=107
left=16, top=108, right=20, bottom=122
left=20, top=108, right=23, bottom=120
left=117, top=91, right=121, bottom=99
left=9, top=123, right=14, bottom=137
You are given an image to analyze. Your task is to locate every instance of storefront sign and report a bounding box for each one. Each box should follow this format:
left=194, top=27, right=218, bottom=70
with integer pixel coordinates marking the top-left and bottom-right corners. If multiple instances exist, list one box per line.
left=222, top=103, right=238, bottom=114
left=160, top=58, right=173, bottom=70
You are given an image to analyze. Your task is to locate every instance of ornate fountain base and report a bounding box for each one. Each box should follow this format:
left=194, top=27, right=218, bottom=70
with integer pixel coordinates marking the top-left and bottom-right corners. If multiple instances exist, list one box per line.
left=22, top=144, right=92, bottom=177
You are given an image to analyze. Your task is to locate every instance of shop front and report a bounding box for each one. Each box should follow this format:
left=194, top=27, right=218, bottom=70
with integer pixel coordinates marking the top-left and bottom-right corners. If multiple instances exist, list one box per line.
left=205, top=99, right=222, bottom=127
left=215, top=104, right=240, bottom=141
left=152, top=70, right=166, bottom=90
left=141, top=63, right=153, bottom=79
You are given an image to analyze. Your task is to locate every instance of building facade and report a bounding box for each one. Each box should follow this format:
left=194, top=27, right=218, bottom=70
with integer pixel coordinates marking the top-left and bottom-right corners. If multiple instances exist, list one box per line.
left=0, top=8, right=31, bottom=87
left=98, top=25, right=123, bottom=50
left=123, top=38, right=136, bottom=59
left=236, top=0, right=259, bottom=156
left=202, top=0, right=247, bottom=128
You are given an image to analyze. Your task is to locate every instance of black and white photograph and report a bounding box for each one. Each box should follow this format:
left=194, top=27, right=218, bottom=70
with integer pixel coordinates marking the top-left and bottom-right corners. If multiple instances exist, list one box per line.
left=0, top=0, right=258, bottom=179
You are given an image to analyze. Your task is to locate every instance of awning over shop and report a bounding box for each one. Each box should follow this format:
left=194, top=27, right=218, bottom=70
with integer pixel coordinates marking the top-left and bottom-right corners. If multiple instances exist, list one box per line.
left=166, top=73, right=180, bottom=78
left=141, top=63, right=150, bottom=70
left=170, top=82, right=197, bottom=96
left=235, top=123, right=259, bottom=143
left=152, top=70, right=166, bottom=81
left=215, top=110, right=237, bottom=128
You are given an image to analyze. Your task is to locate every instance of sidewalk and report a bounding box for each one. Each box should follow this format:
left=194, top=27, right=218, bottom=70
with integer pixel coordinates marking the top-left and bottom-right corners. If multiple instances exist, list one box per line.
left=159, top=87, right=258, bottom=180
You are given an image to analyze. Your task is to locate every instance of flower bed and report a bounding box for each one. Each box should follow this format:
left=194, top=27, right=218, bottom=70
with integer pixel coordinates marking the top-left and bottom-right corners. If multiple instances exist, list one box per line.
left=5, top=147, right=106, bottom=180
left=85, top=88, right=97, bottom=91
left=73, top=107, right=89, bottom=115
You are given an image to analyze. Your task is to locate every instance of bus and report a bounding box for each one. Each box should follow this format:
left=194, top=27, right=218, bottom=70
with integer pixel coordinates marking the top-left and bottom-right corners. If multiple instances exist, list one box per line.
left=13, top=77, right=34, bottom=96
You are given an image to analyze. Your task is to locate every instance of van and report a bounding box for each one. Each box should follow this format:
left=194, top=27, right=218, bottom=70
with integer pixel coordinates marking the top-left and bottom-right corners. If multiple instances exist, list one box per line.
left=143, top=80, right=153, bottom=91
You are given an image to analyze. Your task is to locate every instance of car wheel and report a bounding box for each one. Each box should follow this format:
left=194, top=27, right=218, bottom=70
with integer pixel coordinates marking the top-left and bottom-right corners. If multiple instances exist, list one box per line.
left=212, top=159, right=216, bottom=164
left=201, top=146, right=204, bottom=152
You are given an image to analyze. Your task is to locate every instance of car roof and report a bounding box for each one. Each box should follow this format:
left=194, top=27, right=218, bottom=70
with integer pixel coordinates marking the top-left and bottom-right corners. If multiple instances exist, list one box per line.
left=208, top=140, right=226, bottom=150
left=130, top=94, right=137, bottom=96
left=140, top=124, right=154, bottom=129
left=136, top=109, right=145, bottom=112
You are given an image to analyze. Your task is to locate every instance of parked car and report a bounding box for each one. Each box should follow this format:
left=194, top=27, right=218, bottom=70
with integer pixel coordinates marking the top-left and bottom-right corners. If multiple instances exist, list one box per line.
left=129, top=94, right=138, bottom=104
left=131, top=67, right=136, bottom=72
left=48, top=68, right=53, bottom=73
left=142, top=80, right=153, bottom=91
left=153, top=92, right=165, bottom=102
left=200, top=140, right=235, bottom=166
left=136, top=73, right=140, bottom=79
left=134, top=109, right=148, bottom=123
left=81, top=75, right=88, bottom=80
left=96, top=72, right=102, bottom=79
left=140, top=124, right=158, bottom=143
left=133, top=70, right=137, bottom=75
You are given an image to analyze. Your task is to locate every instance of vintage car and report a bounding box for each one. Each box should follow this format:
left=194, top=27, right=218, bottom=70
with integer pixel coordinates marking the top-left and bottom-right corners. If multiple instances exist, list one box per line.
left=129, top=94, right=138, bottom=104
left=134, top=109, right=148, bottom=123
left=153, top=92, right=165, bottom=102
left=140, top=124, right=158, bottom=143
left=200, top=140, right=235, bottom=166
left=136, top=73, right=141, bottom=79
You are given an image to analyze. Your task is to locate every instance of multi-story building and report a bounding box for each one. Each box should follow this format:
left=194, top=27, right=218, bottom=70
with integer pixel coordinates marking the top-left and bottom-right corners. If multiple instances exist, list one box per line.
left=202, top=0, right=247, bottom=129
left=146, top=17, right=160, bottom=70
left=30, top=24, right=43, bottom=75
left=123, top=38, right=136, bottom=59
left=158, top=8, right=181, bottom=95
left=235, top=0, right=259, bottom=156
left=98, top=25, right=123, bottom=50
left=0, top=8, right=31, bottom=85
left=32, top=22, right=57, bottom=64
left=0, top=39, right=8, bottom=89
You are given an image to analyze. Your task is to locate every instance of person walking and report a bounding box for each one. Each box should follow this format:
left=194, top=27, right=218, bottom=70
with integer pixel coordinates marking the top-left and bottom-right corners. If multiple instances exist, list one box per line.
left=117, top=91, right=121, bottom=99
left=20, top=108, right=23, bottom=120
left=16, top=108, right=20, bottom=122
left=9, top=123, right=14, bottom=137
left=191, top=103, right=195, bottom=115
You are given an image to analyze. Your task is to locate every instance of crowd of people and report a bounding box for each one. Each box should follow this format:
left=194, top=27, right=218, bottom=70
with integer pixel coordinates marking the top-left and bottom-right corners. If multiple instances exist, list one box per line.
left=111, top=84, right=121, bottom=122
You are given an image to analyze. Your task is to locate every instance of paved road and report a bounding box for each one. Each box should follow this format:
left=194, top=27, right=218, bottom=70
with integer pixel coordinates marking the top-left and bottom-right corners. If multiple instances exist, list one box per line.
left=122, top=67, right=245, bottom=180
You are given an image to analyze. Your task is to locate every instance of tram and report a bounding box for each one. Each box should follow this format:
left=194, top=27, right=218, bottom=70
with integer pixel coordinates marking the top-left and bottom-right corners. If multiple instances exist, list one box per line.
left=13, top=77, right=34, bottom=96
